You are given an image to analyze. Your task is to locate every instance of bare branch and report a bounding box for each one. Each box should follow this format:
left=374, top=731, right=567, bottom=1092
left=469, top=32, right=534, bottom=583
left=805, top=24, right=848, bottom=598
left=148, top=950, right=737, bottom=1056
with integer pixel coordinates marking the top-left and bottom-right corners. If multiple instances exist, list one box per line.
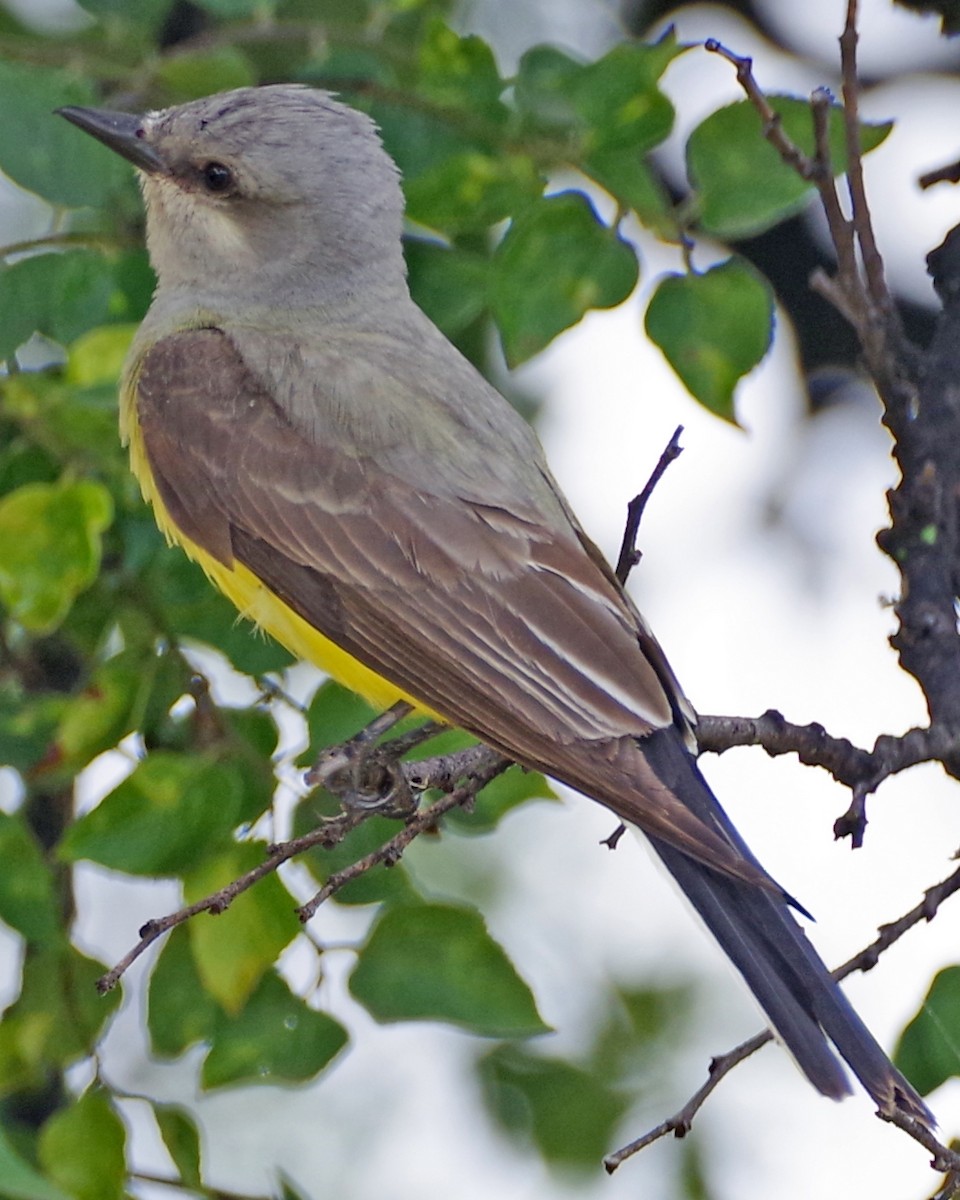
left=605, top=865, right=960, bottom=1173
left=615, top=425, right=684, bottom=585
left=697, top=711, right=960, bottom=845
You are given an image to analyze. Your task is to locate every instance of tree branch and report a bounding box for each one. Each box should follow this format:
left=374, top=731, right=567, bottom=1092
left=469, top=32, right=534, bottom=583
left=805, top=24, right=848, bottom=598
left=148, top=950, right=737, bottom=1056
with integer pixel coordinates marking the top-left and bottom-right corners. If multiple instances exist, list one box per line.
left=615, top=424, right=684, bottom=585
left=605, top=863, right=960, bottom=1177
left=697, top=711, right=960, bottom=846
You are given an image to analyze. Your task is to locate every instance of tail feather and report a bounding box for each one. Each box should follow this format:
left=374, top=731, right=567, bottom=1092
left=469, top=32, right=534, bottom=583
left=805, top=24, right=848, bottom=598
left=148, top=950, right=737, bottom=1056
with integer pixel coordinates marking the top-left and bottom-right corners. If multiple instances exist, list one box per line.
left=640, top=729, right=933, bottom=1126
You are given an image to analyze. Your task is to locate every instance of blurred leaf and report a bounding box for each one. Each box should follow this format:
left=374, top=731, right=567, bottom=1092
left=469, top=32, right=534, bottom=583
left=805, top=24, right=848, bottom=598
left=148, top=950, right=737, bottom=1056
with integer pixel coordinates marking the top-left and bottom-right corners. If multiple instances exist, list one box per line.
left=0, top=944, right=120, bottom=1098
left=572, top=37, right=680, bottom=157
left=56, top=647, right=188, bottom=771
left=491, top=192, right=638, bottom=366
left=0, top=1121, right=70, bottom=1200
left=895, top=965, right=960, bottom=1095
left=405, top=152, right=542, bottom=235
left=645, top=257, right=773, bottom=421
left=148, top=926, right=222, bottom=1057
left=184, top=844, right=299, bottom=1014
left=60, top=752, right=244, bottom=874
left=0, top=687, right=63, bottom=774
left=154, top=1104, right=202, bottom=1189
left=0, top=253, right=117, bottom=362
left=515, top=35, right=682, bottom=154
left=687, top=95, right=892, bottom=239
left=2, top=375, right=122, bottom=476
left=478, top=1044, right=628, bottom=1170
left=587, top=981, right=694, bottom=1080
left=585, top=148, right=678, bottom=240
left=37, top=1090, right=125, bottom=1200
left=405, top=239, right=489, bottom=339
left=0, top=813, right=59, bottom=946
left=416, top=17, right=506, bottom=121
left=66, top=325, right=137, bottom=387
left=156, top=47, right=257, bottom=102
left=0, top=479, right=113, bottom=633
left=350, top=902, right=547, bottom=1035
left=202, top=971, right=347, bottom=1089
left=302, top=680, right=377, bottom=758
left=148, top=550, right=294, bottom=676
left=0, top=63, right=129, bottom=207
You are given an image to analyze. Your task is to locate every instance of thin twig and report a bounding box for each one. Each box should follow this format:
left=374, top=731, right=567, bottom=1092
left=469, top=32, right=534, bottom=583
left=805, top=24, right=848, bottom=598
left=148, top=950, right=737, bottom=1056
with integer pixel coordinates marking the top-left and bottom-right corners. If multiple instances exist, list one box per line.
left=703, top=40, right=817, bottom=180
left=97, top=724, right=505, bottom=992
left=839, top=0, right=891, bottom=318
left=615, top=425, right=684, bottom=585
left=605, top=867, right=960, bottom=1173
left=296, top=753, right=510, bottom=920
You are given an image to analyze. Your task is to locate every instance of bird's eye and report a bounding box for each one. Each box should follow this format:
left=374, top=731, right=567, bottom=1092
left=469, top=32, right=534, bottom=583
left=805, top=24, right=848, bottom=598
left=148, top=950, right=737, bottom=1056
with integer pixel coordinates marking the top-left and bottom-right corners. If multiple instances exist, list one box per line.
left=201, top=162, right=233, bottom=193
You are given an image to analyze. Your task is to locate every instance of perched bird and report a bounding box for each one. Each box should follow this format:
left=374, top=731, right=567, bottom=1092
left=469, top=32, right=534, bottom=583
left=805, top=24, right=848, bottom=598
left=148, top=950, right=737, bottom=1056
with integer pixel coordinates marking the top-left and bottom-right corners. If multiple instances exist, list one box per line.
left=59, top=85, right=931, bottom=1124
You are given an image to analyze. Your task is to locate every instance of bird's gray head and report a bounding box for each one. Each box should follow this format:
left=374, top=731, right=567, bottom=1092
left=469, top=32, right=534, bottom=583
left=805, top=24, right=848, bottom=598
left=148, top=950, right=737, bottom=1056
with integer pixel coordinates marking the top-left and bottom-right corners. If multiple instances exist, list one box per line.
left=60, top=86, right=407, bottom=308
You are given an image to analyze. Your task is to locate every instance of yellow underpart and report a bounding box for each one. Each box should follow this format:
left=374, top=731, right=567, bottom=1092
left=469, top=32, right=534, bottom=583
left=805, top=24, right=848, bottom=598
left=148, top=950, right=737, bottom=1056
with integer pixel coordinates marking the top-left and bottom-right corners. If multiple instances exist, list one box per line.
left=123, top=379, right=436, bottom=716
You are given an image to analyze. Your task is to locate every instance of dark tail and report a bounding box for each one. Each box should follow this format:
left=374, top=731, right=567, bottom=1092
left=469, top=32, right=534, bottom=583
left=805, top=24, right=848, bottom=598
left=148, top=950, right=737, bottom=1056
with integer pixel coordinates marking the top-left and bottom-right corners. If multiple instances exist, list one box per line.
left=640, top=728, right=933, bottom=1126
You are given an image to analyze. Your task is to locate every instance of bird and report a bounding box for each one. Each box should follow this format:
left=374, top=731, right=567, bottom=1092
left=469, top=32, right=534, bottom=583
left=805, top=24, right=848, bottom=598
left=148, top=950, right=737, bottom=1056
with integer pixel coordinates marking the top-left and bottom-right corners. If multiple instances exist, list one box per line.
left=58, top=85, right=932, bottom=1126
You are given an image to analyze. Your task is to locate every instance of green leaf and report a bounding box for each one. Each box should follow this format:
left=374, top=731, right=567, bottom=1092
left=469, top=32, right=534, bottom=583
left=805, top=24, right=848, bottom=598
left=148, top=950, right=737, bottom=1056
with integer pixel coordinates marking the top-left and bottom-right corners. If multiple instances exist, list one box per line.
left=644, top=257, right=773, bottom=421
left=184, top=844, right=300, bottom=1014
left=350, top=902, right=547, bottom=1036
left=584, top=148, right=678, bottom=240
left=60, top=752, right=244, bottom=875
left=0, top=687, right=63, bottom=775
left=0, top=253, right=117, bottom=361
left=55, top=647, right=189, bottom=772
left=687, top=95, right=892, bottom=239
left=406, top=240, right=489, bottom=338
left=895, top=965, right=960, bottom=1095
left=37, top=1090, right=125, bottom=1200
left=0, top=813, right=59, bottom=945
left=148, top=927, right=222, bottom=1057
left=491, top=192, right=638, bottom=366
left=570, top=38, right=681, bottom=156
left=154, top=1104, right=202, bottom=1189
left=0, top=479, right=113, bottom=633
left=478, top=1044, right=629, bottom=1169
left=0, top=945, right=120, bottom=1097
left=302, top=680, right=377, bottom=758
left=66, top=325, right=137, bottom=388
left=515, top=35, right=682, bottom=155
left=155, top=47, right=257, bottom=102
left=405, top=152, right=543, bottom=236
left=0, top=63, right=129, bottom=207
left=202, top=971, right=347, bottom=1089
left=0, top=1120, right=71, bottom=1200
left=416, top=17, right=506, bottom=122
left=149, top=550, right=294, bottom=676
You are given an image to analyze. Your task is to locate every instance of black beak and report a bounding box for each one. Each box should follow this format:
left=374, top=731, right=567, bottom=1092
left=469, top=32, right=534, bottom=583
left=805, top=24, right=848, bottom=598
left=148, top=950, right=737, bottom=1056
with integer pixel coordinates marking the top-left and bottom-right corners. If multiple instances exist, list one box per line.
left=57, top=105, right=168, bottom=174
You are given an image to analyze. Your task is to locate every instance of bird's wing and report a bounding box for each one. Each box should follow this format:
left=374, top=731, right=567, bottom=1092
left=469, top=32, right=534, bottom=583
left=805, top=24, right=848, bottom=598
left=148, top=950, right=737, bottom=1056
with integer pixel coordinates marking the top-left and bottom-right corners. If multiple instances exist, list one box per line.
left=134, top=326, right=761, bottom=880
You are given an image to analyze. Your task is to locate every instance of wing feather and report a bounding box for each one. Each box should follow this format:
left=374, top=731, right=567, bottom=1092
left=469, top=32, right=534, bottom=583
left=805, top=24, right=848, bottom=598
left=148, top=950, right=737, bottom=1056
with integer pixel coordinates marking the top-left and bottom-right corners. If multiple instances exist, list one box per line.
left=134, top=327, right=766, bottom=880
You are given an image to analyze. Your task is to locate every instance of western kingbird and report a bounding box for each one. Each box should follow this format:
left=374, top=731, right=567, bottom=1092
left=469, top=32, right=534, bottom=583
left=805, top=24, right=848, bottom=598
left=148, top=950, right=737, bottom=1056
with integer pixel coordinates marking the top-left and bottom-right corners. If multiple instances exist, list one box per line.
left=59, top=86, right=931, bottom=1125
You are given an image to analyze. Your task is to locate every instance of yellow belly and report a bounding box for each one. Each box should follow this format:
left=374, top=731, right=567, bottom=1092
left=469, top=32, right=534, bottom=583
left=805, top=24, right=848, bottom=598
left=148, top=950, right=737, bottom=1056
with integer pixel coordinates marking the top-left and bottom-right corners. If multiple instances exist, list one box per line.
left=124, top=391, right=431, bottom=714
